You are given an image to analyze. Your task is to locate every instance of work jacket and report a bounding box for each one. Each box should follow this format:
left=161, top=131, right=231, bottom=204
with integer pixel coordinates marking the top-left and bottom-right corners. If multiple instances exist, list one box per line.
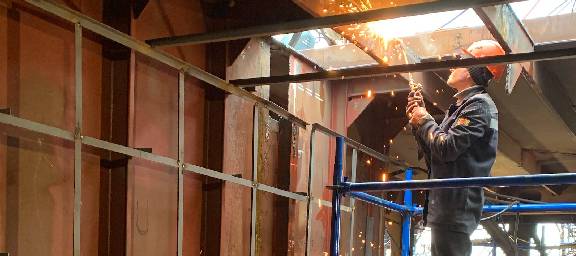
left=414, top=85, right=498, bottom=234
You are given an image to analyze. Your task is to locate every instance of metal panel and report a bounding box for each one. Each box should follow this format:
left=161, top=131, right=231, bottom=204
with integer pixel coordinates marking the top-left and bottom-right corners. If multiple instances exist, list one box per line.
left=231, top=46, right=576, bottom=86
left=24, top=0, right=307, bottom=128
left=146, top=0, right=522, bottom=47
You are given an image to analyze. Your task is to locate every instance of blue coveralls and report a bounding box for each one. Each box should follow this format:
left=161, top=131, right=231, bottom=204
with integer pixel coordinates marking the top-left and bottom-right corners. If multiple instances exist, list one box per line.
left=413, top=85, right=499, bottom=256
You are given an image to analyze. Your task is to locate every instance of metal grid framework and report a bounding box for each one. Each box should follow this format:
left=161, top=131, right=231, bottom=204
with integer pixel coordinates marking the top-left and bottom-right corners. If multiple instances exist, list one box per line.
left=1, top=1, right=407, bottom=256
left=6, top=1, right=576, bottom=256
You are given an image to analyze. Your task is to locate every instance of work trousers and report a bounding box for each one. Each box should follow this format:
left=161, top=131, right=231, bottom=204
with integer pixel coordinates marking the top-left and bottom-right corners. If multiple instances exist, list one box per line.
left=431, top=227, right=472, bottom=256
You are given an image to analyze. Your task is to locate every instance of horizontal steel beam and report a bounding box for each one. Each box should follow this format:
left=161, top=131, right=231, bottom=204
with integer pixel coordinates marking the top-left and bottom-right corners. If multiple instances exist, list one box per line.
left=24, top=0, right=308, bottom=128
left=348, top=191, right=411, bottom=214
left=146, top=0, right=521, bottom=47
left=312, top=123, right=407, bottom=167
left=232, top=45, right=576, bottom=86
left=340, top=173, right=576, bottom=192
left=412, top=203, right=576, bottom=215
left=0, top=112, right=308, bottom=201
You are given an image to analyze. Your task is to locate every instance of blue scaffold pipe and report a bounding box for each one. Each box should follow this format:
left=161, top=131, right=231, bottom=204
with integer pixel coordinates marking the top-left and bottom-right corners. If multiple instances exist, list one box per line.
left=342, top=173, right=576, bottom=192
left=329, top=137, right=344, bottom=256
left=411, top=202, right=576, bottom=215
left=348, top=191, right=411, bottom=213
left=401, top=169, right=413, bottom=256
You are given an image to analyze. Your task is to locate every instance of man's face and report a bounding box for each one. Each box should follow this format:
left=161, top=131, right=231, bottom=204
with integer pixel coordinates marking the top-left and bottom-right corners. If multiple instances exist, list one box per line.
left=447, top=67, right=471, bottom=90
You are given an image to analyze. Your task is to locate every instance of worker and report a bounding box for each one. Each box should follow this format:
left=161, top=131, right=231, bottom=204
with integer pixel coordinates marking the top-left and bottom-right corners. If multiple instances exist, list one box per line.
left=405, top=40, right=505, bottom=256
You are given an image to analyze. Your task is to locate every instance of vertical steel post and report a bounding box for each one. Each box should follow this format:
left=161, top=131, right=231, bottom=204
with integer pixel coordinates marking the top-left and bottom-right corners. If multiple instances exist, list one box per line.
left=401, top=168, right=413, bottom=256
left=177, top=72, right=185, bottom=256
left=349, top=149, right=358, bottom=256
left=330, top=137, right=344, bottom=256
left=250, top=106, right=259, bottom=256
left=305, top=128, right=316, bottom=256
left=73, top=23, right=83, bottom=256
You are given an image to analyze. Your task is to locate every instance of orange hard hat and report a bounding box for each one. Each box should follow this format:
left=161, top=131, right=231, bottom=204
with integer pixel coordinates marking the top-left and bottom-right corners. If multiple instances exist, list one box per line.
left=464, top=40, right=506, bottom=80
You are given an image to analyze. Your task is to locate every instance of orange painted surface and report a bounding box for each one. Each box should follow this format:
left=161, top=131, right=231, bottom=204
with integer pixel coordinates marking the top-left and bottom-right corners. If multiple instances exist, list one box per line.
left=289, top=55, right=336, bottom=256
left=129, top=0, right=206, bottom=255
left=0, top=1, right=102, bottom=255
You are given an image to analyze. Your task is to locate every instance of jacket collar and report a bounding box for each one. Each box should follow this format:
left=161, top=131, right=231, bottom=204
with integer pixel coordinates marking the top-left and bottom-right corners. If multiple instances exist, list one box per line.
left=453, top=85, right=486, bottom=105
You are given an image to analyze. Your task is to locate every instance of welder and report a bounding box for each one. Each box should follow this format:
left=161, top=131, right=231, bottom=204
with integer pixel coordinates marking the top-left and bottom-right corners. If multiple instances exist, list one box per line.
left=406, top=40, right=505, bottom=256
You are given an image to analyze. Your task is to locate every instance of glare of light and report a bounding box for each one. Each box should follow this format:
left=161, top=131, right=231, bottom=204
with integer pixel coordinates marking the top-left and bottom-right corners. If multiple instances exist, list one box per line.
left=322, top=9, right=328, bottom=13
left=366, top=159, right=372, bottom=165
left=390, top=91, right=395, bottom=97
left=366, top=90, right=373, bottom=98
left=382, top=173, right=388, bottom=182
left=389, top=139, right=393, bottom=144
left=388, top=221, right=393, bottom=225
left=362, top=239, right=366, bottom=244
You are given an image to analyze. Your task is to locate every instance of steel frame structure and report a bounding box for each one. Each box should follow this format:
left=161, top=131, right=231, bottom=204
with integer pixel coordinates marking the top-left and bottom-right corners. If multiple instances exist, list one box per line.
left=328, top=136, right=576, bottom=256
left=5, top=1, right=576, bottom=256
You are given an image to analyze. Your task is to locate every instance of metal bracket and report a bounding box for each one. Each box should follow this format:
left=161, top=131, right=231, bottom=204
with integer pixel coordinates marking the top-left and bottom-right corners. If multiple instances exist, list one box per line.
left=0, top=108, right=11, bottom=115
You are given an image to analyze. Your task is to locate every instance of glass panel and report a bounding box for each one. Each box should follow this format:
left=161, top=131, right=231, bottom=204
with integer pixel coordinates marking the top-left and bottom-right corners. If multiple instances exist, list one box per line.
left=273, top=2, right=501, bottom=72
left=511, top=0, right=576, bottom=43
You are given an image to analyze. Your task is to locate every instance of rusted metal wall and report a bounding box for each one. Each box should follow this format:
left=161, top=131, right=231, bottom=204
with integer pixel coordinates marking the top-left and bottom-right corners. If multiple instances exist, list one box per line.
left=222, top=39, right=270, bottom=256
left=129, top=0, right=206, bottom=255
left=288, top=55, right=336, bottom=255
left=0, top=1, right=102, bottom=255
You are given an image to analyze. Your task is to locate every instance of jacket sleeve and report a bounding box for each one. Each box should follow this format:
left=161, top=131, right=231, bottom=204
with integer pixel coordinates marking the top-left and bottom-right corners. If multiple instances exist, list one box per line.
left=415, top=99, right=490, bottom=162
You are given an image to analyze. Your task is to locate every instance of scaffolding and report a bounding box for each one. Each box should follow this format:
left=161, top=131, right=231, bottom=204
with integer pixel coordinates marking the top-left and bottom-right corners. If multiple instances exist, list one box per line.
left=328, top=137, right=576, bottom=256
left=4, top=1, right=576, bottom=256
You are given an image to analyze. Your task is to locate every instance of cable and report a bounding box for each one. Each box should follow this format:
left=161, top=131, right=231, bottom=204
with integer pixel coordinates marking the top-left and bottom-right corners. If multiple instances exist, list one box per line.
left=436, top=9, right=469, bottom=31
left=523, top=0, right=540, bottom=19
left=481, top=200, right=519, bottom=222
left=483, top=188, right=545, bottom=204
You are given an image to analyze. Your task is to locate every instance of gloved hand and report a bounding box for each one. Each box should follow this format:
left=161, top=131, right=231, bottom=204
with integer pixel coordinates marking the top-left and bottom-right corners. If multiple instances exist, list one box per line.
left=406, top=90, right=425, bottom=118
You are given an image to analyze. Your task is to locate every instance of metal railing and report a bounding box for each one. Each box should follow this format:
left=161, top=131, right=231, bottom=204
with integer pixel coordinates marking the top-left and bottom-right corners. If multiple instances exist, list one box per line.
left=328, top=136, right=576, bottom=256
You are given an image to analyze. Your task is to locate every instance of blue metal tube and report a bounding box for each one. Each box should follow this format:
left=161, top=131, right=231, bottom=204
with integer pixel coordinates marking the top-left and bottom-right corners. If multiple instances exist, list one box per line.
left=401, top=169, right=413, bottom=256
left=411, top=203, right=576, bottom=215
left=348, top=192, right=411, bottom=213
left=329, top=137, right=344, bottom=256
left=342, top=173, right=576, bottom=192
